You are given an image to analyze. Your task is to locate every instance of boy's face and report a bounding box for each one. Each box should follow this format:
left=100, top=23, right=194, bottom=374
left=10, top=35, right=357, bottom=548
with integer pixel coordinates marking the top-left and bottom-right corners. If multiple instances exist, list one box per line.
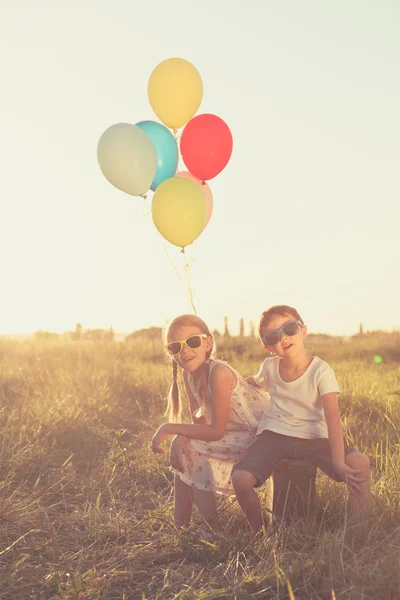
left=260, top=314, right=307, bottom=358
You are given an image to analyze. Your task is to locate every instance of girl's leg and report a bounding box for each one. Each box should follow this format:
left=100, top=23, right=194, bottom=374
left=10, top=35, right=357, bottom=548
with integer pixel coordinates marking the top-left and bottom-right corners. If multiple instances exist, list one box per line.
left=231, top=470, right=262, bottom=535
left=345, top=452, right=372, bottom=519
left=174, top=474, right=194, bottom=528
left=193, top=489, right=220, bottom=532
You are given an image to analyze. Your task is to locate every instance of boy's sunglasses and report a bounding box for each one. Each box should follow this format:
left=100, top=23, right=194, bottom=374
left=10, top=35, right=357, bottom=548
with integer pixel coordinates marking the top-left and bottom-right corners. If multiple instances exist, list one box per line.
left=261, top=320, right=303, bottom=347
left=166, top=334, right=208, bottom=356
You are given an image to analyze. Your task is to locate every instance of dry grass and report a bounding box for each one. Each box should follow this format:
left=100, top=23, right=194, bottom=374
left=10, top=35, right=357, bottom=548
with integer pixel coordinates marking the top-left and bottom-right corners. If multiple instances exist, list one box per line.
left=0, top=333, right=399, bottom=599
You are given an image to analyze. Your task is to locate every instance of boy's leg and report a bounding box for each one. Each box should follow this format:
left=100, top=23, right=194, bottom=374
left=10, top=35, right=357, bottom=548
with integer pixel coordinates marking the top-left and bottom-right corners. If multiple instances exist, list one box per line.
left=231, top=470, right=263, bottom=534
left=345, top=451, right=372, bottom=517
left=174, top=474, right=194, bottom=528
left=302, top=440, right=372, bottom=526
left=232, top=431, right=296, bottom=535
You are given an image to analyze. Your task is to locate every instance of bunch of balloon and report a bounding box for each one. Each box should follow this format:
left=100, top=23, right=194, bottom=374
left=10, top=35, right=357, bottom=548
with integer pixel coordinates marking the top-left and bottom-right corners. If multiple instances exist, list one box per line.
left=97, top=57, right=233, bottom=313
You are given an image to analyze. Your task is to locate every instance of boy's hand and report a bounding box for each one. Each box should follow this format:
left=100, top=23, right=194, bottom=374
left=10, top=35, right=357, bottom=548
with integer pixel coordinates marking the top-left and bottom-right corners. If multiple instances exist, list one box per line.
left=334, top=463, right=365, bottom=495
left=246, top=376, right=261, bottom=388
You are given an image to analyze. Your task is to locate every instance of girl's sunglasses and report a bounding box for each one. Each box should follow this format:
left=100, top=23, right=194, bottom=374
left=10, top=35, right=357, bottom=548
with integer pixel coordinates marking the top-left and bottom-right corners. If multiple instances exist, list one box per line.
left=166, top=334, right=208, bottom=356
left=261, top=320, right=303, bottom=347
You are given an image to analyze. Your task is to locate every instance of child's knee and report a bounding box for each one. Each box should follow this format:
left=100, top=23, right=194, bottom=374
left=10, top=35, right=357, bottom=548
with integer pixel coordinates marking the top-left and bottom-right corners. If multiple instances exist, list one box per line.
left=347, top=452, right=370, bottom=473
left=231, top=470, right=257, bottom=492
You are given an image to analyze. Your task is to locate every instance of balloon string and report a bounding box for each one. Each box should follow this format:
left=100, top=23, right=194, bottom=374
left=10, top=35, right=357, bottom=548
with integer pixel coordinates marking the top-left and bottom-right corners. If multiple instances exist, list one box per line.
left=163, top=246, right=185, bottom=287
left=172, top=128, right=181, bottom=143
left=163, top=246, right=197, bottom=315
left=142, top=196, right=151, bottom=217
left=183, top=249, right=197, bottom=315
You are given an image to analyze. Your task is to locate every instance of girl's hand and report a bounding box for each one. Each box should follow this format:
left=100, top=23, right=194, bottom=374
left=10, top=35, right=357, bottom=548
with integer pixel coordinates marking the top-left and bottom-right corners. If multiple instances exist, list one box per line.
left=151, top=425, right=169, bottom=454
left=169, top=435, right=188, bottom=472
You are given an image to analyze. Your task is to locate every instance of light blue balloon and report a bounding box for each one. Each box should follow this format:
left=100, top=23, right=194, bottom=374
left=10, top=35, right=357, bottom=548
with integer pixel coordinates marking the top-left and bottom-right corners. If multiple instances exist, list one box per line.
left=135, top=120, right=178, bottom=191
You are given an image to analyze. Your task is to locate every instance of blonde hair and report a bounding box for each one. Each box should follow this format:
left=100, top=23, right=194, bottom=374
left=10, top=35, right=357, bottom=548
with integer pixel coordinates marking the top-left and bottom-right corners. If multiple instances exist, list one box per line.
left=163, top=315, right=215, bottom=422
left=258, top=305, right=304, bottom=337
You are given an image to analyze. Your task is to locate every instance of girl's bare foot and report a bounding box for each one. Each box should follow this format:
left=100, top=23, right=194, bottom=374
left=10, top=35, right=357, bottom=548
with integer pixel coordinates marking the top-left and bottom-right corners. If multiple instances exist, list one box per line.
left=195, top=527, right=218, bottom=542
left=248, top=528, right=263, bottom=541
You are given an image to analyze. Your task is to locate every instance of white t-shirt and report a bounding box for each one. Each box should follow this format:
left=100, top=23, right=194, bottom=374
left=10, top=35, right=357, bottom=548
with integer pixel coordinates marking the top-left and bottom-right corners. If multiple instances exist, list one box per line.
left=254, top=356, right=340, bottom=439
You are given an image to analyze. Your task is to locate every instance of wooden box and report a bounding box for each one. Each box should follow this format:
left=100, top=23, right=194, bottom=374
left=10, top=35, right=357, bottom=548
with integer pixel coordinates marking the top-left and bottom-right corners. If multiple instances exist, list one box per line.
left=272, top=458, right=317, bottom=520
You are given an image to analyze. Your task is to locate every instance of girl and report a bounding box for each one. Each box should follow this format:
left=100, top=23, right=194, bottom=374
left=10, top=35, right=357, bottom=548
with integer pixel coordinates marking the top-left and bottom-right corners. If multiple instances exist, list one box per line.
left=151, top=314, right=272, bottom=536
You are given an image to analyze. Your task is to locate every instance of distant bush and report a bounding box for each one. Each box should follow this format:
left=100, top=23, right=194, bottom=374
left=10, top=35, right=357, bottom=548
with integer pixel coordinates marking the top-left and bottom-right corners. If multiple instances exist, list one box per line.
left=33, top=330, right=60, bottom=341
left=125, top=326, right=162, bottom=342
left=83, top=328, right=114, bottom=342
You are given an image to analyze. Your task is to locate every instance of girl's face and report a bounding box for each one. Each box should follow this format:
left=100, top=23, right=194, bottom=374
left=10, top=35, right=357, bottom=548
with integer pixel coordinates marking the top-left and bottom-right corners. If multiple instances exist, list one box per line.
left=167, top=324, right=213, bottom=373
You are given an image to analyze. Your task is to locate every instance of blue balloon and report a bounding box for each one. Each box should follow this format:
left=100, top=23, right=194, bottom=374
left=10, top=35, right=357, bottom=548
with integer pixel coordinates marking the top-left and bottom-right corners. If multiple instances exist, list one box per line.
left=135, top=120, right=178, bottom=191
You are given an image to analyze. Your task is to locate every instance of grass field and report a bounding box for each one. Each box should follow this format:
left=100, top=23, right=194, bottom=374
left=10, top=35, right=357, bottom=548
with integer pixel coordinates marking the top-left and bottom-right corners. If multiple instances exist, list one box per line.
left=0, top=332, right=399, bottom=599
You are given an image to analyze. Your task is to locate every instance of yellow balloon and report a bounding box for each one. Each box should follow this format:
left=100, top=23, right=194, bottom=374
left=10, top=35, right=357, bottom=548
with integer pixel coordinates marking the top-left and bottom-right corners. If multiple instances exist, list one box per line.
left=148, top=58, right=203, bottom=129
left=152, top=177, right=206, bottom=248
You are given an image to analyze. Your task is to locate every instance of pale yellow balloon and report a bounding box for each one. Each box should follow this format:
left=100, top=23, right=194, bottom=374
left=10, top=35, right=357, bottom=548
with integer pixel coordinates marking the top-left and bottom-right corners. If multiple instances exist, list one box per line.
left=152, top=177, right=206, bottom=248
left=148, top=58, right=203, bottom=129
left=97, top=123, right=156, bottom=197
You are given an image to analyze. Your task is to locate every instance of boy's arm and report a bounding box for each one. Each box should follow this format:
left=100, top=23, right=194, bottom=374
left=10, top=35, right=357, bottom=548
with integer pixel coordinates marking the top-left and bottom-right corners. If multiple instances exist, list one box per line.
left=246, top=359, right=268, bottom=388
left=322, top=392, right=345, bottom=467
left=322, top=393, right=364, bottom=493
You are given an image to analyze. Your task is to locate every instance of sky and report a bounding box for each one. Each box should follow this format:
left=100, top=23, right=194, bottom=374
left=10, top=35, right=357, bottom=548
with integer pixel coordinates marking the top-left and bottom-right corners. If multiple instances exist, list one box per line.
left=1, top=0, right=399, bottom=336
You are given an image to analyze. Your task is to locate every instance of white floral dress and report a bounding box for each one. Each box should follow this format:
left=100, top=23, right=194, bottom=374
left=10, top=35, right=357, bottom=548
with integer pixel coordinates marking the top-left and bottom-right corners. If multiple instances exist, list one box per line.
left=170, top=359, right=270, bottom=495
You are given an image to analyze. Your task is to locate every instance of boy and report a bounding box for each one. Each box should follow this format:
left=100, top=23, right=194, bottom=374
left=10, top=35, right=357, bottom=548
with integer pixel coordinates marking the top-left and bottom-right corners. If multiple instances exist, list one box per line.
left=231, top=305, right=371, bottom=535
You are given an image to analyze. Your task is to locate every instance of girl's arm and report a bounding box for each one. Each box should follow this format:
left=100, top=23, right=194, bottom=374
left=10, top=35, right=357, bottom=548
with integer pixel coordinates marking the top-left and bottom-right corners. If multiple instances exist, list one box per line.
left=152, top=364, right=236, bottom=453
left=182, top=370, right=208, bottom=424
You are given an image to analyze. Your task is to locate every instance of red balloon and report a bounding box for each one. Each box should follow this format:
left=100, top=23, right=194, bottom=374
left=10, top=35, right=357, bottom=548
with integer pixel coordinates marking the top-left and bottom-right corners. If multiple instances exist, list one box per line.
left=180, top=114, right=233, bottom=181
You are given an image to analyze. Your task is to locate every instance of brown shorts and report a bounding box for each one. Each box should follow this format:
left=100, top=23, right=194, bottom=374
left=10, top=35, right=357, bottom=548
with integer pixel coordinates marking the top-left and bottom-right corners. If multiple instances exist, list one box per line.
left=232, top=430, right=358, bottom=487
